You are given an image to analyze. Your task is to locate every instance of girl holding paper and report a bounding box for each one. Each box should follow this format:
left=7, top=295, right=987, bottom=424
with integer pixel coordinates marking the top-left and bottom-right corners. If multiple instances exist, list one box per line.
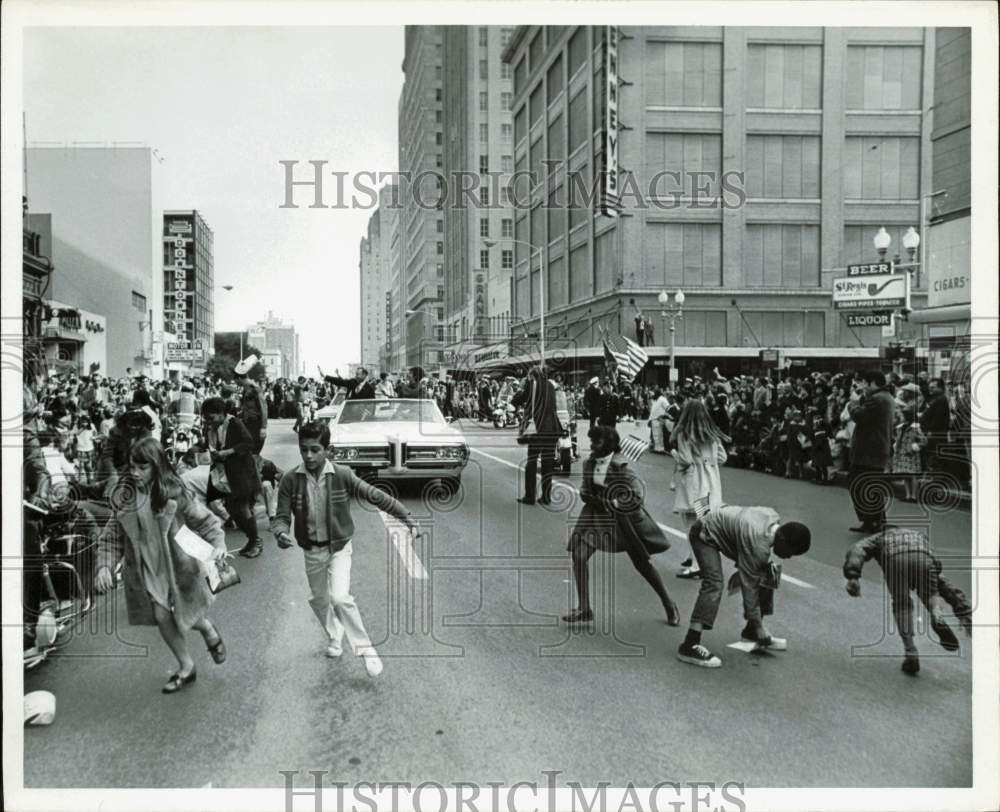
left=93, top=437, right=229, bottom=694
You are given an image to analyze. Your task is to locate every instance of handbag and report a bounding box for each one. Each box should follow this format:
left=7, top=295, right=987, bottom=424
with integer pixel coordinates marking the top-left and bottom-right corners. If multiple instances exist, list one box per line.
left=209, top=463, right=231, bottom=494
left=207, top=556, right=241, bottom=594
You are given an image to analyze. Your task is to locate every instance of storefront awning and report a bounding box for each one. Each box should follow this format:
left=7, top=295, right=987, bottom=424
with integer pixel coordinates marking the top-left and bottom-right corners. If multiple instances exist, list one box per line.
left=907, top=304, right=971, bottom=324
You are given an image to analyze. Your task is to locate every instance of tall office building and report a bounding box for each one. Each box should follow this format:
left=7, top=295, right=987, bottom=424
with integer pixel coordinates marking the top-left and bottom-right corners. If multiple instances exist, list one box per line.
left=377, top=185, right=399, bottom=373
left=163, top=210, right=214, bottom=374
left=499, top=26, right=938, bottom=380
left=247, top=311, right=299, bottom=379
left=440, top=25, right=516, bottom=364
left=399, top=26, right=445, bottom=371
left=25, top=146, right=166, bottom=378
left=358, top=185, right=400, bottom=375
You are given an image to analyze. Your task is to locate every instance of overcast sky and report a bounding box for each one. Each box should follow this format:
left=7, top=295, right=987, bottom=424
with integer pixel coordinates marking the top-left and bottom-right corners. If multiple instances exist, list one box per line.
left=23, top=26, right=404, bottom=375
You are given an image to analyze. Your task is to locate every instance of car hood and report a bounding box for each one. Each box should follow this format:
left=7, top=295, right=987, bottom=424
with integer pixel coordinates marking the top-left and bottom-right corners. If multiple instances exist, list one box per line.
left=329, top=421, right=465, bottom=444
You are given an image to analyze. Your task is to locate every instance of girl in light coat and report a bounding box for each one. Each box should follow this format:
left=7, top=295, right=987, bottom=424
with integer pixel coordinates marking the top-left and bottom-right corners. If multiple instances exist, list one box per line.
left=671, top=399, right=729, bottom=578
left=94, top=437, right=229, bottom=694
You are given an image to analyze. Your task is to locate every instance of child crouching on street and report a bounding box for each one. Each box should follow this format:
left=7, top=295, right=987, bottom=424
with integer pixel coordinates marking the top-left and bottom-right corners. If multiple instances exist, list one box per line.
left=843, top=527, right=972, bottom=675
left=272, top=421, right=420, bottom=677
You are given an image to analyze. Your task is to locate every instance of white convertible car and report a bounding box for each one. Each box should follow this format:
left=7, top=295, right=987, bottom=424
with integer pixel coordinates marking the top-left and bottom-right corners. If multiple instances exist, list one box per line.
left=326, top=399, right=469, bottom=485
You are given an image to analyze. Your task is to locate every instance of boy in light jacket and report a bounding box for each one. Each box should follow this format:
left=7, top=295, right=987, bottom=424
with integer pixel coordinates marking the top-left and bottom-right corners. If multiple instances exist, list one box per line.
left=273, top=421, right=420, bottom=677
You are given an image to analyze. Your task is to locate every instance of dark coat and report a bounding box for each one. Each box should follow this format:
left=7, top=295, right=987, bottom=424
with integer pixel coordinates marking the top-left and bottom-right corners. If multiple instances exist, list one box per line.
left=324, top=374, right=377, bottom=400
left=511, top=377, right=562, bottom=438
left=599, top=392, right=620, bottom=423
left=848, top=387, right=896, bottom=469
left=569, top=454, right=670, bottom=555
left=583, top=384, right=602, bottom=418
left=209, top=416, right=261, bottom=499
left=919, top=393, right=950, bottom=449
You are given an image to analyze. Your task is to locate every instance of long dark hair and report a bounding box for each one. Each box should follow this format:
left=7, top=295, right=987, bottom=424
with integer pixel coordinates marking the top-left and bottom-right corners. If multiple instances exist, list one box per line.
left=671, top=398, right=730, bottom=447
left=129, top=437, right=186, bottom=512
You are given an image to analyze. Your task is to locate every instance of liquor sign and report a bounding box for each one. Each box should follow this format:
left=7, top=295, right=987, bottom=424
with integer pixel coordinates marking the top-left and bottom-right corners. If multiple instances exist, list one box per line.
left=600, top=26, right=619, bottom=216
left=846, top=262, right=893, bottom=277
left=846, top=312, right=893, bottom=328
left=832, top=273, right=909, bottom=310
left=163, top=215, right=194, bottom=342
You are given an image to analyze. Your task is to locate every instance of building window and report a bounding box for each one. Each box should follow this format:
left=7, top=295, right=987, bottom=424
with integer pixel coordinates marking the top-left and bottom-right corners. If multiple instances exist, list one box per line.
left=744, top=135, right=821, bottom=198
left=132, top=291, right=147, bottom=312
left=530, top=85, right=544, bottom=125
left=502, top=218, right=513, bottom=238
left=568, top=27, right=587, bottom=77
left=568, top=90, right=587, bottom=151
left=501, top=154, right=514, bottom=172
left=547, top=55, right=563, bottom=105
left=514, top=106, right=527, bottom=144
left=435, top=110, right=443, bottom=123
left=479, top=27, right=488, bottom=47
left=480, top=91, right=489, bottom=112
left=480, top=249, right=490, bottom=269
left=481, top=186, right=490, bottom=206
left=435, top=88, right=442, bottom=101
left=845, top=45, right=923, bottom=110
left=480, top=218, right=490, bottom=237
left=480, top=59, right=488, bottom=80
left=529, top=30, right=544, bottom=70
left=743, top=224, right=821, bottom=287
left=501, top=91, right=513, bottom=111
left=514, top=57, right=526, bottom=94
left=502, top=249, right=513, bottom=270
left=843, top=136, right=920, bottom=199
left=501, top=27, right=513, bottom=47
left=644, top=41, right=723, bottom=107
left=746, top=44, right=823, bottom=109
left=645, top=132, right=723, bottom=198
left=480, top=154, right=489, bottom=174
left=501, top=62, right=512, bottom=81
left=436, top=154, right=443, bottom=168
left=435, top=132, right=443, bottom=145
left=480, top=123, right=489, bottom=142
left=437, top=241, right=444, bottom=255
left=435, top=66, right=442, bottom=79
left=501, top=123, right=513, bottom=142
left=437, top=263, right=444, bottom=276
left=437, top=219, right=444, bottom=233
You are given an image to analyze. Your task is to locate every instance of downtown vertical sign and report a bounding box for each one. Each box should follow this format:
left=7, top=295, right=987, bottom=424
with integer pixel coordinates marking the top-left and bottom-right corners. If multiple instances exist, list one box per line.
left=600, top=26, right=619, bottom=217
left=163, top=213, right=198, bottom=359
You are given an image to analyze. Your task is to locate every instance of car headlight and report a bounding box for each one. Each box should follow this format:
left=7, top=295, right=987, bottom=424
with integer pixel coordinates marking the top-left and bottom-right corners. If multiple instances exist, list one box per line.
left=329, top=447, right=358, bottom=461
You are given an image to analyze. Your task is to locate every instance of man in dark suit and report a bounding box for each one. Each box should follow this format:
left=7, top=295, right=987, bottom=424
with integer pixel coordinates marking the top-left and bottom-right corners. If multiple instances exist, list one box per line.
left=847, top=370, right=896, bottom=532
left=919, top=377, right=950, bottom=477
left=583, top=377, right=602, bottom=430
left=511, top=366, right=561, bottom=505
left=323, top=366, right=377, bottom=400
left=599, top=381, right=620, bottom=427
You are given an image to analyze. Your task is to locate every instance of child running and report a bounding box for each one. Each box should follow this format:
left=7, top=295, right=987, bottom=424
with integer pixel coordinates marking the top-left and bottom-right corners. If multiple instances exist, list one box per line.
left=272, top=421, right=420, bottom=677
left=843, top=527, right=971, bottom=675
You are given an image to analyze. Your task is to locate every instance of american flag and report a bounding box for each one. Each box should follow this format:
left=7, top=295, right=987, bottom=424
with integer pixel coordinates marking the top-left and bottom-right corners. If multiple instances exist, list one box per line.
left=619, top=434, right=650, bottom=463
left=602, top=333, right=649, bottom=382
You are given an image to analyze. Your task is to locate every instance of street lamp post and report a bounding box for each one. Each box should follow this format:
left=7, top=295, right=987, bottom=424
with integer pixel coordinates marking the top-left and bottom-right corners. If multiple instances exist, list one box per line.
left=483, top=238, right=545, bottom=366
left=657, top=289, right=685, bottom=392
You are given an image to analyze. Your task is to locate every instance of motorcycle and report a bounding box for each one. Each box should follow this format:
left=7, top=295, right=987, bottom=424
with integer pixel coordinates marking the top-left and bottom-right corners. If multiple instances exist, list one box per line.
left=23, top=500, right=97, bottom=670
left=492, top=400, right=521, bottom=429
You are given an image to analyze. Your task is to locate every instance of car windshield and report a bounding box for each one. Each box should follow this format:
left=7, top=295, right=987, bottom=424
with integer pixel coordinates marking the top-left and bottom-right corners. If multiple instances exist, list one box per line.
left=337, top=399, right=445, bottom=425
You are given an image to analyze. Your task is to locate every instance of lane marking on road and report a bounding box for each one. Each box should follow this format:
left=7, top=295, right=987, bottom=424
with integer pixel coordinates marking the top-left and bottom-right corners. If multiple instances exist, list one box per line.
left=379, top=512, right=429, bottom=580
left=470, top=447, right=816, bottom=590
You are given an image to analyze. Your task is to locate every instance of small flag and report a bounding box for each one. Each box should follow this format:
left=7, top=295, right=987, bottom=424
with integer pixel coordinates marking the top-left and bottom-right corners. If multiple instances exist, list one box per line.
left=622, top=335, right=649, bottom=378
left=619, top=434, right=650, bottom=463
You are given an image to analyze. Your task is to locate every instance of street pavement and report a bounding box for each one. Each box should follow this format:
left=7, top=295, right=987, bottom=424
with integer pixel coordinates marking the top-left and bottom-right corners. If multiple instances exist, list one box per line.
left=23, top=419, right=976, bottom=788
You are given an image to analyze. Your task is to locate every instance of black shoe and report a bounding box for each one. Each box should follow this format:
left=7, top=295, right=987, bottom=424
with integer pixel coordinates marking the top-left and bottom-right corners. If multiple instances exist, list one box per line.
left=680, top=557, right=693, bottom=568
left=561, top=608, right=593, bottom=623
left=538, top=496, right=551, bottom=506
left=516, top=497, right=536, bottom=505
left=849, top=525, right=874, bottom=533
left=206, top=628, right=227, bottom=664
left=162, top=669, right=197, bottom=694
left=931, top=617, right=960, bottom=652
left=239, top=541, right=263, bottom=559
left=901, top=654, right=920, bottom=675
left=740, top=623, right=773, bottom=647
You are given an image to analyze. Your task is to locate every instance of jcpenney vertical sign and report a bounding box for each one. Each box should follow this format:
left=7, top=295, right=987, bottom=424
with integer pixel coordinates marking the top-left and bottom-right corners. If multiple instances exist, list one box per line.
left=601, top=26, right=620, bottom=217
left=164, top=216, right=193, bottom=344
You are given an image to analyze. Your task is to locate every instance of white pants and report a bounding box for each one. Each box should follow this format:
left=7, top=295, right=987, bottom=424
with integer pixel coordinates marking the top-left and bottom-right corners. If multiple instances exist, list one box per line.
left=303, top=542, right=373, bottom=654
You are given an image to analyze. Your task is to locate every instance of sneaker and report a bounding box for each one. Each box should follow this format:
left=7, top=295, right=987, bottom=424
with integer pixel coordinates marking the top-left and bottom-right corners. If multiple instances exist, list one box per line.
left=325, top=644, right=343, bottom=658
left=901, top=654, right=920, bottom=675
left=677, top=642, right=721, bottom=668
left=361, top=648, right=383, bottom=677
left=239, top=541, right=263, bottom=559
left=931, top=617, right=960, bottom=652
left=676, top=567, right=702, bottom=579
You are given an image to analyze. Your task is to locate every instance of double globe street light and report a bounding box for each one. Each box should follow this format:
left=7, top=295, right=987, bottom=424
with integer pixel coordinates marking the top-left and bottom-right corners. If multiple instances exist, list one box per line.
left=658, top=289, right=685, bottom=392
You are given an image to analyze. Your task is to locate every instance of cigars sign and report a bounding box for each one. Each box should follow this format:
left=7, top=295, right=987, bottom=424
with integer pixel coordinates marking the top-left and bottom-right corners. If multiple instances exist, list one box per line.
left=164, top=215, right=194, bottom=344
